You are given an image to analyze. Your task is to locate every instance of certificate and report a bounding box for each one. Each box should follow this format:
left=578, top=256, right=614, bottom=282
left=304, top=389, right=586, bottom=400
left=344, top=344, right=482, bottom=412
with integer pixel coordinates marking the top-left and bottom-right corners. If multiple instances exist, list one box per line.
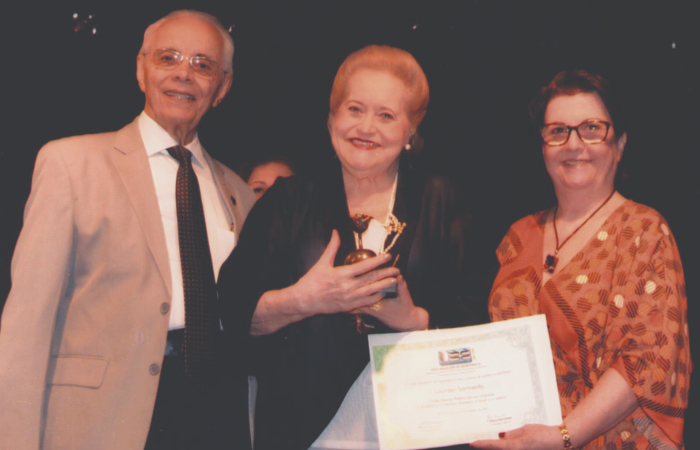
left=368, top=315, right=562, bottom=450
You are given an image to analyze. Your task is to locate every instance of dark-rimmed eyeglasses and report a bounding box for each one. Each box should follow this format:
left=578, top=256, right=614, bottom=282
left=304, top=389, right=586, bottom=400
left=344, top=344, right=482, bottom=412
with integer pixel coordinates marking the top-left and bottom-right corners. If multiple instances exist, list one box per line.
left=147, top=49, right=224, bottom=78
left=540, top=120, right=612, bottom=146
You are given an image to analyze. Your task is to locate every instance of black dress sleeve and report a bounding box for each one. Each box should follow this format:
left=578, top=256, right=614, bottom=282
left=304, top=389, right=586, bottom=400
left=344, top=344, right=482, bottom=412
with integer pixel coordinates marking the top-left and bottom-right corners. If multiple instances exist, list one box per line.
left=217, top=176, right=311, bottom=367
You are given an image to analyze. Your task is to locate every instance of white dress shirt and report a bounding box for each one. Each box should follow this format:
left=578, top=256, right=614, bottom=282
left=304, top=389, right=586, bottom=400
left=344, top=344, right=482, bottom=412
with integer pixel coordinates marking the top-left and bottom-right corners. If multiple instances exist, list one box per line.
left=139, top=112, right=236, bottom=330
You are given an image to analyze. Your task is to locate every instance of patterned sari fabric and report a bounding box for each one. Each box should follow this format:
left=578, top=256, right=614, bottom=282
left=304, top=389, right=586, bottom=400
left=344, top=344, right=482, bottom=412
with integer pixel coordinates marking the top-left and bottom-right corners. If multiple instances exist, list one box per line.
left=489, top=201, right=691, bottom=449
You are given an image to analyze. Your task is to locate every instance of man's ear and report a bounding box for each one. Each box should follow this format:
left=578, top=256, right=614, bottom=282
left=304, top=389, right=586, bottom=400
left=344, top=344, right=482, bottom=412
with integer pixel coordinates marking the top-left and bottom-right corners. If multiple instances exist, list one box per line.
left=212, top=72, right=233, bottom=107
left=136, top=54, right=146, bottom=93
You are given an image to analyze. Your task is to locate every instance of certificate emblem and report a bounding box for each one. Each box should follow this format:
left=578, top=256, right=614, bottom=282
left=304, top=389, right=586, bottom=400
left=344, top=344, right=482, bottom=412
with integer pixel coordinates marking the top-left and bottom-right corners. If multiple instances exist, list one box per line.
left=438, top=347, right=473, bottom=365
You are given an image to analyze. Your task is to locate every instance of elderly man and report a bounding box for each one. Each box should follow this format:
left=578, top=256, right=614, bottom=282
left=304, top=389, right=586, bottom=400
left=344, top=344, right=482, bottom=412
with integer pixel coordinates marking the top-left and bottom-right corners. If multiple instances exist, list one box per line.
left=0, top=10, right=254, bottom=450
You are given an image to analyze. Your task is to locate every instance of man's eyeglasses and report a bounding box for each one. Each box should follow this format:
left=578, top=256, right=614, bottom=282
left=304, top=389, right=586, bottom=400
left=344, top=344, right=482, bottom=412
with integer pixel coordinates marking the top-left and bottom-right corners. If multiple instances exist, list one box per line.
left=540, top=120, right=612, bottom=146
left=148, top=49, right=225, bottom=78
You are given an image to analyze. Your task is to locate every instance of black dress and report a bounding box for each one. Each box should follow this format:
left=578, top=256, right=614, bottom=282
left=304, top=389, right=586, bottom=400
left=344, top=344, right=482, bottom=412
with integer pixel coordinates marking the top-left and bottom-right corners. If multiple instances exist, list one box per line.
left=219, top=158, right=488, bottom=450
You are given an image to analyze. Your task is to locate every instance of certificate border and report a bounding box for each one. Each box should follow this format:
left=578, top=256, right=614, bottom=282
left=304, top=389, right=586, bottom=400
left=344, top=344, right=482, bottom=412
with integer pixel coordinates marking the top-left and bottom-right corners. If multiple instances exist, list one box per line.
left=370, top=316, right=557, bottom=449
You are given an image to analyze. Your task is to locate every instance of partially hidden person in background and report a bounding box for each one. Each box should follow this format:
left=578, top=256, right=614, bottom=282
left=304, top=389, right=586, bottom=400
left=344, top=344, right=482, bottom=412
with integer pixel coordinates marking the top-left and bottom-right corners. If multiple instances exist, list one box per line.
left=472, top=69, right=691, bottom=450
left=218, top=44, right=489, bottom=450
left=243, top=155, right=296, bottom=200
left=0, top=10, right=255, bottom=450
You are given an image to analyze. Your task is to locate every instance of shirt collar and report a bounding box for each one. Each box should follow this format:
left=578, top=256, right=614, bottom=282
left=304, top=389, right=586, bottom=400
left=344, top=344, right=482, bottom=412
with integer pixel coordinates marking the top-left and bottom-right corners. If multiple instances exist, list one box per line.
left=138, top=111, right=206, bottom=168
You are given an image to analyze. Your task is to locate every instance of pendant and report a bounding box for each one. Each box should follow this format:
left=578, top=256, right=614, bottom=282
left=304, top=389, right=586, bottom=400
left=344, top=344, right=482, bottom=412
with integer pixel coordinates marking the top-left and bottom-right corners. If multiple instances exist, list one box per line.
left=544, top=254, right=558, bottom=274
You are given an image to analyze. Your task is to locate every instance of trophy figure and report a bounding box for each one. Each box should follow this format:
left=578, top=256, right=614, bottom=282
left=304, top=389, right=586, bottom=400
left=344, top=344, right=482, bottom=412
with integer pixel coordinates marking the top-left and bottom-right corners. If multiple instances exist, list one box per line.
left=345, top=214, right=376, bottom=264
left=345, top=214, right=397, bottom=298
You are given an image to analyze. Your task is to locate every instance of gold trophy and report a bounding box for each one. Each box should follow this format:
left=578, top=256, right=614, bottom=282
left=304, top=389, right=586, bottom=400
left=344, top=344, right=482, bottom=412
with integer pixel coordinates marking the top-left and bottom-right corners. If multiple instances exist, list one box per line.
left=344, top=214, right=376, bottom=264
left=345, top=214, right=397, bottom=298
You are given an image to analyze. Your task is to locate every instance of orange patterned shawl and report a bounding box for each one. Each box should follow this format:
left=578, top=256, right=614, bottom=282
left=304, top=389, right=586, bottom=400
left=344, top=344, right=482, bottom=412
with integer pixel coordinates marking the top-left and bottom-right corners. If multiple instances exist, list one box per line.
left=489, top=201, right=691, bottom=449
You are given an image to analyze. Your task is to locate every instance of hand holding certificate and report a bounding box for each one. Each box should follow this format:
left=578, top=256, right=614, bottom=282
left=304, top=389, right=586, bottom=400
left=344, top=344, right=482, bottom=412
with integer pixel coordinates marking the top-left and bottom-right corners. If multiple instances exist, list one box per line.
left=369, top=315, right=561, bottom=450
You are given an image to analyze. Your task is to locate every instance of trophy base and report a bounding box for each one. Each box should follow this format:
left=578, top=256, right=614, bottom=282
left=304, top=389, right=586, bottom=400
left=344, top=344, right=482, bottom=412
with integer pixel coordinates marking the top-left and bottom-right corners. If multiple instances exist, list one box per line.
left=378, top=283, right=397, bottom=298
left=344, top=249, right=398, bottom=298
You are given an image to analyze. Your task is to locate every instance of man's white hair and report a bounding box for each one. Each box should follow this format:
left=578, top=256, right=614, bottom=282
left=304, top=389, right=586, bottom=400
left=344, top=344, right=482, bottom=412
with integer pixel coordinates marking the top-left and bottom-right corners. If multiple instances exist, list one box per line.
left=140, top=10, right=234, bottom=72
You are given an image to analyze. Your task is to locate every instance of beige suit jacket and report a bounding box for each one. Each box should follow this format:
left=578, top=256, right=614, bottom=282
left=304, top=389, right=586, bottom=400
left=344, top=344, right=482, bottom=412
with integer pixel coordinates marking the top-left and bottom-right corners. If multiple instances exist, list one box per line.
left=0, top=118, right=255, bottom=450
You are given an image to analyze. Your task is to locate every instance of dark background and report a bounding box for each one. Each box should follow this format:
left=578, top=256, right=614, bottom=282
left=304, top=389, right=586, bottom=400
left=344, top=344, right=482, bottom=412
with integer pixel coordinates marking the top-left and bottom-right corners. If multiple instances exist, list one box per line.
left=1, top=0, right=697, bottom=446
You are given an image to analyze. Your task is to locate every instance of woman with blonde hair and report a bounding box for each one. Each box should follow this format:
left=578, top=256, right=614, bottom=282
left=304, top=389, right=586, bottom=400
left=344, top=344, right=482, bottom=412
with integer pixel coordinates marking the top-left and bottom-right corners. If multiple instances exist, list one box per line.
left=219, top=45, right=486, bottom=449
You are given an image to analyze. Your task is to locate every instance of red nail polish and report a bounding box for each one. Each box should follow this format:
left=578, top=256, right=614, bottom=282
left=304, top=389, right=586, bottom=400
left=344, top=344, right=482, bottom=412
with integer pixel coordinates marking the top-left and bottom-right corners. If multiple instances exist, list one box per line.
left=498, top=432, right=505, bottom=439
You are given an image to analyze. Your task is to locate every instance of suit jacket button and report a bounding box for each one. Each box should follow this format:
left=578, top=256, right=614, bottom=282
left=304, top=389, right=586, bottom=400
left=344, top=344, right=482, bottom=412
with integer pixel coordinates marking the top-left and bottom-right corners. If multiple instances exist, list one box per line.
left=149, top=363, right=160, bottom=375
left=160, top=303, right=170, bottom=315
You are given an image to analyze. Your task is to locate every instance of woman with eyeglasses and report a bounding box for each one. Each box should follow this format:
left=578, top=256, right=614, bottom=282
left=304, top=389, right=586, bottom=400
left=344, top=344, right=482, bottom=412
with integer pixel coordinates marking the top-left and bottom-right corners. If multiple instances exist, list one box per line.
left=471, top=70, right=691, bottom=450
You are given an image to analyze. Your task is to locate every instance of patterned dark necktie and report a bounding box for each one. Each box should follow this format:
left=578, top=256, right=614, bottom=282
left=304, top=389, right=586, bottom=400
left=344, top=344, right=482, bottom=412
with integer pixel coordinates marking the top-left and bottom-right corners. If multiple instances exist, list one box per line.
left=167, top=145, right=219, bottom=389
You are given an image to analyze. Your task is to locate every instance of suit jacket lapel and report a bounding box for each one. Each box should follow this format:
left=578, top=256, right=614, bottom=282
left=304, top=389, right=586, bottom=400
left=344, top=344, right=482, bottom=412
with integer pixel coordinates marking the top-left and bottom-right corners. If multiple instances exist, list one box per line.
left=202, top=150, right=241, bottom=235
left=110, top=118, right=172, bottom=297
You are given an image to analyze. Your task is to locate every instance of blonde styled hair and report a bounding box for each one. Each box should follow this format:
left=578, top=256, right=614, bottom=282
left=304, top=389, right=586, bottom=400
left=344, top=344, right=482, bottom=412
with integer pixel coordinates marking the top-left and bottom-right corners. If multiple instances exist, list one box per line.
left=328, top=45, right=429, bottom=129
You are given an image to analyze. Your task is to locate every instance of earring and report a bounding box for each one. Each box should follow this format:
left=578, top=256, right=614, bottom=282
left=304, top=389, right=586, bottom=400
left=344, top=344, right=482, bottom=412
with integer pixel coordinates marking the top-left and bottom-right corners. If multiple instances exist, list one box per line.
left=404, top=143, right=411, bottom=151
